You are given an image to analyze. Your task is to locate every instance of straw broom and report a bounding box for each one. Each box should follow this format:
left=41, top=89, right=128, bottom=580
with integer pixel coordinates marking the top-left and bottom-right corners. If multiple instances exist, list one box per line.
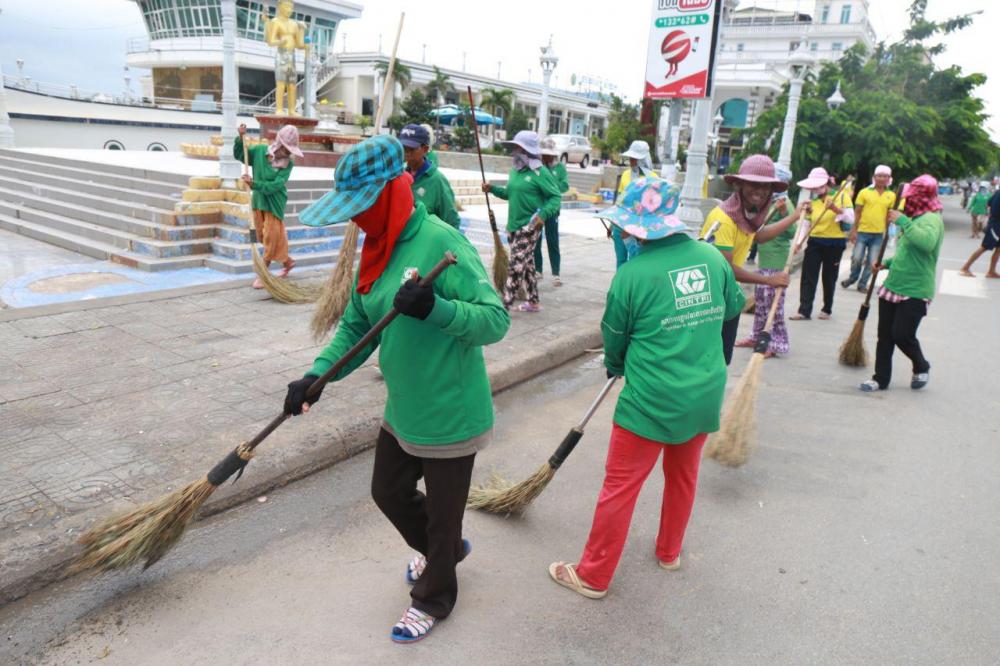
left=705, top=208, right=810, bottom=467
left=310, top=13, right=405, bottom=340
left=466, top=85, right=510, bottom=293
left=70, top=252, right=456, bottom=574
left=839, top=182, right=905, bottom=366
left=467, top=376, right=618, bottom=514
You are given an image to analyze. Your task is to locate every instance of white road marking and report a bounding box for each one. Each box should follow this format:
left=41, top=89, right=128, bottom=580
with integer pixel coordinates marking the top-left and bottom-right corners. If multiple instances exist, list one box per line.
left=938, top=269, right=988, bottom=298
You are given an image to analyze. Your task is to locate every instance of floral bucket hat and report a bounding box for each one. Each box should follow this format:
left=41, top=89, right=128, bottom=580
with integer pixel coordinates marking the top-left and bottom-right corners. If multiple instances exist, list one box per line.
left=597, top=176, right=687, bottom=240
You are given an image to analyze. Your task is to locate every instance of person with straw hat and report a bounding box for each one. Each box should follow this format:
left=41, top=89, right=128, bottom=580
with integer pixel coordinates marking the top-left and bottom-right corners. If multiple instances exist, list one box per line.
left=399, top=124, right=461, bottom=229
left=481, top=130, right=562, bottom=312
left=235, top=123, right=304, bottom=289
left=842, top=165, right=896, bottom=292
left=549, top=176, right=745, bottom=599
left=535, top=136, right=569, bottom=286
left=790, top=166, right=854, bottom=321
left=612, top=140, right=658, bottom=267
left=286, top=135, right=511, bottom=643
left=859, top=174, right=944, bottom=393
left=700, top=154, right=805, bottom=364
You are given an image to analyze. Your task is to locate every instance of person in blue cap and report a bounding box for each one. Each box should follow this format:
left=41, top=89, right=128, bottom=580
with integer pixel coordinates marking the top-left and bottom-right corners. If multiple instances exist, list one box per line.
left=288, top=135, right=510, bottom=644
left=399, top=124, right=461, bottom=229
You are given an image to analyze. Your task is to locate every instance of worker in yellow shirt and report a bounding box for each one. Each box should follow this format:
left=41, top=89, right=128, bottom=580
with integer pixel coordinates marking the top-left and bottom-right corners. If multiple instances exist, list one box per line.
left=791, top=167, right=853, bottom=321
left=842, top=165, right=896, bottom=292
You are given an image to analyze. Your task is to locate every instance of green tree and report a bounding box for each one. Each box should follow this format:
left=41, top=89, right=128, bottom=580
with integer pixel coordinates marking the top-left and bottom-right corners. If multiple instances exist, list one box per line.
left=593, top=94, right=654, bottom=162
left=735, top=2, right=995, bottom=185
left=479, top=87, right=515, bottom=141
left=452, top=125, right=476, bottom=151
left=424, top=65, right=452, bottom=105
left=399, top=88, right=435, bottom=127
left=374, top=60, right=413, bottom=124
left=505, top=106, right=530, bottom=138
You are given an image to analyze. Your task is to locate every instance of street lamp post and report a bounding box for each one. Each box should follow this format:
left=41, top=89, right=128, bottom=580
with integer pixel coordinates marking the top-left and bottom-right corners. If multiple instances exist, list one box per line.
left=826, top=79, right=846, bottom=111
left=219, top=0, right=240, bottom=186
left=776, top=45, right=814, bottom=171
left=15, top=58, right=24, bottom=84
left=537, top=36, right=558, bottom=136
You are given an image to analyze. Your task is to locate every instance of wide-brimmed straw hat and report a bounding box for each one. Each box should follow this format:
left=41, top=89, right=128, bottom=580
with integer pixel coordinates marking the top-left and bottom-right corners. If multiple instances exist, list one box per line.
left=299, top=135, right=404, bottom=227
left=596, top=176, right=686, bottom=241
left=501, top=130, right=541, bottom=156
left=797, top=166, right=834, bottom=190
left=724, top=154, right=788, bottom=192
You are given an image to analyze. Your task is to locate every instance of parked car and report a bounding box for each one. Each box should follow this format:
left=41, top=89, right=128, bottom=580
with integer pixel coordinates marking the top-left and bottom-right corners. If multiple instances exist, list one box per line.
left=548, top=134, right=592, bottom=168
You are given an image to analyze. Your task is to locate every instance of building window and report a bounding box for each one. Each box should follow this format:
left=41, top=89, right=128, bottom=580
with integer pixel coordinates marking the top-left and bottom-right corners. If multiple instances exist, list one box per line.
left=810, top=42, right=818, bottom=52
left=832, top=42, right=843, bottom=52
left=104, top=140, right=125, bottom=151
left=361, top=98, right=374, bottom=116
left=820, top=5, right=830, bottom=23
left=736, top=43, right=744, bottom=52
left=840, top=4, right=852, bottom=24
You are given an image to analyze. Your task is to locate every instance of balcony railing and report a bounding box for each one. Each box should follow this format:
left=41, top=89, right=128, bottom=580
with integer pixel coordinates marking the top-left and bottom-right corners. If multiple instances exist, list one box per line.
left=722, top=20, right=877, bottom=45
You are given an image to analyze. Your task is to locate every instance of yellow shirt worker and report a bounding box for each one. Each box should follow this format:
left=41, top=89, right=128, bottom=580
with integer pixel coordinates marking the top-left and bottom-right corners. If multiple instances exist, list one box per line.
left=842, top=164, right=896, bottom=290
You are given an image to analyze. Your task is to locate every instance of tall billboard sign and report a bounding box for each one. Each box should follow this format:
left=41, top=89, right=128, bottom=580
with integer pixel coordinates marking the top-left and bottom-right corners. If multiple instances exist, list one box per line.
left=644, top=0, right=723, bottom=99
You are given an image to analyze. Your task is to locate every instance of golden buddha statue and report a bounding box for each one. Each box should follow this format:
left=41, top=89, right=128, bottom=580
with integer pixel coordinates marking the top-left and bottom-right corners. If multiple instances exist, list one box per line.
left=264, top=0, right=307, bottom=116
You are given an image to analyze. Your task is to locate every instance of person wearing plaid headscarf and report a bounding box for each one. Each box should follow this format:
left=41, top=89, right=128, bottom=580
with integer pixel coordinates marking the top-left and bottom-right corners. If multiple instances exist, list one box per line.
left=860, top=175, right=944, bottom=393
left=287, top=136, right=511, bottom=643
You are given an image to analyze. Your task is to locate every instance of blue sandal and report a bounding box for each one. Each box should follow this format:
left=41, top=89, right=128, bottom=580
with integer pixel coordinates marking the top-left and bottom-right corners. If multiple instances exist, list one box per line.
left=391, top=606, right=436, bottom=644
left=405, top=538, right=471, bottom=585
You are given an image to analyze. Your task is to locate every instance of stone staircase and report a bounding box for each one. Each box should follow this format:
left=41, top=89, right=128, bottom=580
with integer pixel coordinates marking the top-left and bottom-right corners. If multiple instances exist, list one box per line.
left=0, top=149, right=345, bottom=273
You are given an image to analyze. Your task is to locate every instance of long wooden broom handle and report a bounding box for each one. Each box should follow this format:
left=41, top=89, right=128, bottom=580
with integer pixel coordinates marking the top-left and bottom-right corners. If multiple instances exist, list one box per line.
left=760, top=207, right=810, bottom=333
left=373, top=13, right=405, bottom=131
left=242, top=252, right=457, bottom=453
left=860, top=182, right=906, bottom=307
left=467, top=85, right=500, bottom=234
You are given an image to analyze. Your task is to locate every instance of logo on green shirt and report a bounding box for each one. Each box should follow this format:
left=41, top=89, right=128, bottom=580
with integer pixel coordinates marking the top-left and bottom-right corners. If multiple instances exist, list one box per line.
left=670, top=264, right=711, bottom=309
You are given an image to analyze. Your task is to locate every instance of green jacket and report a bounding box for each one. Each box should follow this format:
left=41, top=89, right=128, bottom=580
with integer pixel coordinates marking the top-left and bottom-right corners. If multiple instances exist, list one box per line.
left=546, top=162, right=570, bottom=194
left=883, top=212, right=944, bottom=300
left=309, top=203, right=510, bottom=445
left=602, top=234, right=745, bottom=444
left=757, top=203, right=797, bottom=270
left=969, top=191, right=989, bottom=215
left=490, top=167, right=562, bottom=232
left=412, top=160, right=461, bottom=229
left=234, top=137, right=292, bottom=221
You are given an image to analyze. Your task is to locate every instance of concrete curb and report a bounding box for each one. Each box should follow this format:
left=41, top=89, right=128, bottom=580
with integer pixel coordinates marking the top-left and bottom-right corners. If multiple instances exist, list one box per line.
left=0, top=325, right=602, bottom=605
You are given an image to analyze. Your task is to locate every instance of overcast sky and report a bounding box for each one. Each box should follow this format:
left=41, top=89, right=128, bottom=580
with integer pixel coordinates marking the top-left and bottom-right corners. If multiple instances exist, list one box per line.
left=1, top=0, right=997, bottom=137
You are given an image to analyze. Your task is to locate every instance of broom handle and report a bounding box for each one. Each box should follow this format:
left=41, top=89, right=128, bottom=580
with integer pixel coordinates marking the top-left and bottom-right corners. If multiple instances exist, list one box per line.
left=859, top=183, right=906, bottom=310
left=759, top=207, right=810, bottom=334
left=548, top=376, right=619, bottom=469
left=242, top=136, right=258, bottom=244
left=467, top=85, right=500, bottom=235
left=242, top=251, right=457, bottom=453
left=372, top=13, right=404, bottom=131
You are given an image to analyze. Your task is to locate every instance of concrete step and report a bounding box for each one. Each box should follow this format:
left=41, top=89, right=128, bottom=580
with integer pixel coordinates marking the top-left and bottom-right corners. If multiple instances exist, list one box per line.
left=0, top=178, right=174, bottom=225
left=567, top=170, right=603, bottom=193
left=0, top=153, right=186, bottom=197
left=0, top=148, right=190, bottom=187
left=211, top=235, right=341, bottom=261
left=204, top=250, right=341, bottom=274
left=0, top=161, right=179, bottom=210
left=214, top=222, right=345, bottom=244
left=0, top=212, right=204, bottom=271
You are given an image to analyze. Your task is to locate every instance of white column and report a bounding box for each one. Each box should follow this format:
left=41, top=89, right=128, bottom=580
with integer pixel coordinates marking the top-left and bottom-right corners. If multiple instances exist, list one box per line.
left=776, top=74, right=805, bottom=171
left=538, top=69, right=552, bottom=136
left=219, top=0, right=240, bottom=185
left=0, top=62, right=15, bottom=148
left=677, top=99, right=712, bottom=226
left=303, top=40, right=316, bottom=119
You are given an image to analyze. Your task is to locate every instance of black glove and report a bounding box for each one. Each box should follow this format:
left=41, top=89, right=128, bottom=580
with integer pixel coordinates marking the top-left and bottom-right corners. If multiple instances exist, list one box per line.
left=393, top=277, right=435, bottom=320
left=284, top=374, right=323, bottom=416
left=606, top=369, right=620, bottom=380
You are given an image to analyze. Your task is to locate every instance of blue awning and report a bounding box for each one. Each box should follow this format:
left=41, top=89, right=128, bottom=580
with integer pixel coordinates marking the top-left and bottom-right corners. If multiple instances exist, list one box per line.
left=429, top=104, right=503, bottom=126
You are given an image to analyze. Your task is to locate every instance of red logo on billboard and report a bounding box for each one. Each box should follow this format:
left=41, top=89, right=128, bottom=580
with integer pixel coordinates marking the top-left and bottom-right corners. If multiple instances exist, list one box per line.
left=678, top=0, right=712, bottom=10
left=661, top=30, right=701, bottom=78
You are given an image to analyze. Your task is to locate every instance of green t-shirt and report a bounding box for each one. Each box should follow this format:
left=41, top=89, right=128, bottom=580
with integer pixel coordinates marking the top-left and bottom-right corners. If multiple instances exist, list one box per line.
left=757, top=202, right=797, bottom=270
left=309, top=203, right=510, bottom=445
left=546, top=162, right=570, bottom=193
left=412, top=160, right=461, bottom=229
left=234, top=137, right=292, bottom=220
left=882, top=212, right=944, bottom=300
left=969, top=191, right=989, bottom=215
left=602, top=234, right=746, bottom=444
left=490, top=167, right=563, bottom=232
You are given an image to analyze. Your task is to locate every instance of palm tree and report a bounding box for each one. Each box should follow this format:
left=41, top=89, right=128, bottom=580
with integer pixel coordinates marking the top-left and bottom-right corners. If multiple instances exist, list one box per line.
left=479, top=87, right=515, bottom=141
left=424, top=65, right=452, bottom=106
left=374, top=60, right=412, bottom=124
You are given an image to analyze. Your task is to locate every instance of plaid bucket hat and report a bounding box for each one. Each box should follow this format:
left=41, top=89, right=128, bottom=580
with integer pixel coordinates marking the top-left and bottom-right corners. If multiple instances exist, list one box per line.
left=299, top=135, right=405, bottom=227
left=597, top=176, right=687, bottom=241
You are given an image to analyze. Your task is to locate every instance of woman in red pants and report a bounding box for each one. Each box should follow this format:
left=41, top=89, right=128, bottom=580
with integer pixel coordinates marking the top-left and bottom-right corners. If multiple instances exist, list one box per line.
left=549, top=176, right=746, bottom=598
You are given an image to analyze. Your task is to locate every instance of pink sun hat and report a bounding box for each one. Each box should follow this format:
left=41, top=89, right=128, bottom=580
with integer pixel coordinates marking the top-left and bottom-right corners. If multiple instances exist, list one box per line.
left=724, top=154, right=789, bottom=192
left=797, top=166, right=834, bottom=190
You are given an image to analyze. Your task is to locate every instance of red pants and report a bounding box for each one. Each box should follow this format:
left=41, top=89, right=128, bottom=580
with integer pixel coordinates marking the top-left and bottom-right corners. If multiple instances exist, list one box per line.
left=576, top=425, right=707, bottom=591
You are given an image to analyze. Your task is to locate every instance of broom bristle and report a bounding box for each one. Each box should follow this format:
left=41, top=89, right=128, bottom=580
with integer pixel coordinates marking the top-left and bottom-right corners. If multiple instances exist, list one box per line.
left=838, top=319, right=869, bottom=367
left=69, top=478, right=216, bottom=575
left=310, top=222, right=361, bottom=341
left=251, top=244, right=321, bottom=304
left=706, top=352, right=765, bottom=468
left=491, top=233, right=510, bottom=294
left=466, top=463, right=555, bottom=514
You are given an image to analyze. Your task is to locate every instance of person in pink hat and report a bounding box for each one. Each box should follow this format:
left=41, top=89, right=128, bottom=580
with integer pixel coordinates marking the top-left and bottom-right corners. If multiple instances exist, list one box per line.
left=235, top=123, right=304, bottom=288
left=700, top=154, right=807, bottom=363
left=790, top=167, right=854, bottom=321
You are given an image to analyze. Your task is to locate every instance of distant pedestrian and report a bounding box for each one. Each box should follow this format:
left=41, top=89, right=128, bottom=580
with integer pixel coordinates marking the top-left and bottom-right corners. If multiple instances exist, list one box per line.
left=860, top=174, right=944, bottom=393
left=549, top=176, right=745, bottom=599
left=535, top=137, right=569, bottom=286
left=967, top=184, right=989, bottom=239
left=236, top=123, right=302, bottom=289
left=399, top=124, right=461, bottom=229
left=613, top=141, right=658, bottom=268
left=481, top=130, right=562, bottom=312
left=959, top=188, right=1000, bottom=278
left=790, top=167, right=853, bottom=321
left=701, top=155, right=803, bottom=364
left=842, top=165, right=896, bottom=292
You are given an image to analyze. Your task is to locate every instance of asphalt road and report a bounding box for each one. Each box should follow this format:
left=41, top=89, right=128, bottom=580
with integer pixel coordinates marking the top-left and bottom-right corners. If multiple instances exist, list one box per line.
left=2, top=198, right=999, bottom=665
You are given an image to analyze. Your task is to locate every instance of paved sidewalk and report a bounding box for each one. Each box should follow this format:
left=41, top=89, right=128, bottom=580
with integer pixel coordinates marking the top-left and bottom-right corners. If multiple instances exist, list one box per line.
left=0, top=229, right=612, bottom=604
